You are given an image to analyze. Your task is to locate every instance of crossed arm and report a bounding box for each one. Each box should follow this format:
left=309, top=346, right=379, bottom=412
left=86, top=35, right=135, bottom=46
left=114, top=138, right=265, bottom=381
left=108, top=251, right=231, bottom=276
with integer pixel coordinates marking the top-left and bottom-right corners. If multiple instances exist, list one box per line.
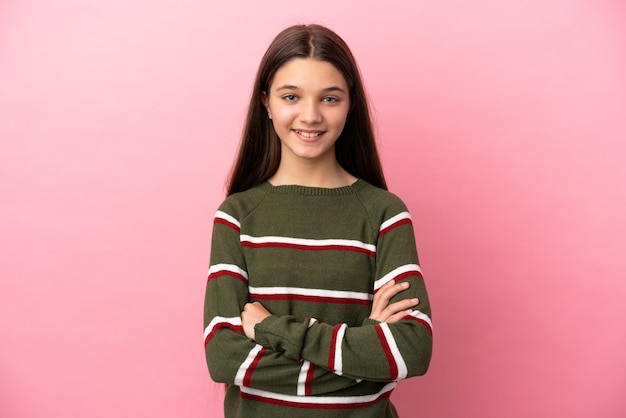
left=206, top=202, right=433, bottom=392
left=242, top=279, right=419, bottom=340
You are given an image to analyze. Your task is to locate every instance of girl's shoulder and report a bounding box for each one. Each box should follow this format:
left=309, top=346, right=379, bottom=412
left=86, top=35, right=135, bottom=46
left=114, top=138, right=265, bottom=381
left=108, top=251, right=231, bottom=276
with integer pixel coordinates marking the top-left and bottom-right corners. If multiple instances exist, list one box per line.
left=216, top=182, right=272, bottom=219
left=351, top=181, right=415, bottom=232
left=355, top=180, right=410, bottom=214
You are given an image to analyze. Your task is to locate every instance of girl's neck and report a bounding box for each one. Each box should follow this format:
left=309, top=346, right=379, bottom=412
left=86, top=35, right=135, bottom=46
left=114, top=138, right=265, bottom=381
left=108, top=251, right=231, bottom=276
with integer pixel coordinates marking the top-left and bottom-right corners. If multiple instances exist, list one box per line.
left=268, top=157, right=357, bottom=189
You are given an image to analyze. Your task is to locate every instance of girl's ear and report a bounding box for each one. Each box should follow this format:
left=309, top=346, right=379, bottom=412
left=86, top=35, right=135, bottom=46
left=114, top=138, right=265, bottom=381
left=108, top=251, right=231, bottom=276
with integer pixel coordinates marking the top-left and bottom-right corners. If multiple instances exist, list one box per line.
left=261, top=91, right=271, bottom=119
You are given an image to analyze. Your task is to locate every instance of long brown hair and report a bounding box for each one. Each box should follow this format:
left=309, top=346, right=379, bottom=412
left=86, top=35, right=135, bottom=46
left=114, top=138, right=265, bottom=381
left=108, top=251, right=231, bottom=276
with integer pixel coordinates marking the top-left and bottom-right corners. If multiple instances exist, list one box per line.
left=227, top=24, right=387, bottom=195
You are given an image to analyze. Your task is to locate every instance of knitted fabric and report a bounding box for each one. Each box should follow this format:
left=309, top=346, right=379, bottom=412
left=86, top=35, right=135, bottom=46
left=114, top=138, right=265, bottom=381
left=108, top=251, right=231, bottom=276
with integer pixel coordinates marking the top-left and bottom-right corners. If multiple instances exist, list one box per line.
left=204, top=180, right=433, bottom=417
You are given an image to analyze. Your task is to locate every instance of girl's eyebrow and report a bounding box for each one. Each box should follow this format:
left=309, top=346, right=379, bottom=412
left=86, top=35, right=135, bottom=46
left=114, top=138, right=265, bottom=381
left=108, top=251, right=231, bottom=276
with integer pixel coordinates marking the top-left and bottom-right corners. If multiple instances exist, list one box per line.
left=322, top=86, right=347, bottom=94
left=275, top=85, right=347, bottom=94
left=275, top=84, right=299, bottom=91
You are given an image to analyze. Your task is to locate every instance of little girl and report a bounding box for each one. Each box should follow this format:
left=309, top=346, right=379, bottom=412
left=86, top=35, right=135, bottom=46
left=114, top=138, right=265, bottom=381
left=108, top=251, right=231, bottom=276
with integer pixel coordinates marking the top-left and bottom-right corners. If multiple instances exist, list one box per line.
left=204, top=24, right=432, bottom=417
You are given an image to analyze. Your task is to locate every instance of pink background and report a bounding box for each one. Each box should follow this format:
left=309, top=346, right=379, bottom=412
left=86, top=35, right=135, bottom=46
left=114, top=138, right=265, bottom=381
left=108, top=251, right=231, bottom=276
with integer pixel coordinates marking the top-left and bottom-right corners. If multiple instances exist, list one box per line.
left=2, top=1, right=625, bottom=417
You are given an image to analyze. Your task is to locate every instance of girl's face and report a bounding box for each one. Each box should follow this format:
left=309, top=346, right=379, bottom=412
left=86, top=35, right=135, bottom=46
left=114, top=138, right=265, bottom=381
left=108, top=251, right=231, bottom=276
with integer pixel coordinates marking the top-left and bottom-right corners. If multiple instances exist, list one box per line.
left=262, top=58, right=350, bottom=166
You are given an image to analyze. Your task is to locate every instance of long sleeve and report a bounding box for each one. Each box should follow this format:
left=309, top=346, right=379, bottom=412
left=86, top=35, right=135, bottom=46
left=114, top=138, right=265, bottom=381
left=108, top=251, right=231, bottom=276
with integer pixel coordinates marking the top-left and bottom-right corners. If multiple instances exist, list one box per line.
left=204, top=180, right=432, bottom=416
left=252, top=206, right=433, bottom=382
left=204, top=206, right=361, bottom=396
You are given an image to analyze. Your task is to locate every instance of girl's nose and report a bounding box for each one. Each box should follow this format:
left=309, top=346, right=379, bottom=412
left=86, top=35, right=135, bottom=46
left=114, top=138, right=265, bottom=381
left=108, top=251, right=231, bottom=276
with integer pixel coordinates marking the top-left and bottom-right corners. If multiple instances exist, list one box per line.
left=299, top=99, right=322, bottom=124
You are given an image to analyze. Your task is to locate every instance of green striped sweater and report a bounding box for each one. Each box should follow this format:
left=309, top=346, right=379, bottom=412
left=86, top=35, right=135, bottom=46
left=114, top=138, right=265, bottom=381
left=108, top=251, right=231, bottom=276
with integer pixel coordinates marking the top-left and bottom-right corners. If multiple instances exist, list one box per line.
left=204, top=179, right=433, bottom=417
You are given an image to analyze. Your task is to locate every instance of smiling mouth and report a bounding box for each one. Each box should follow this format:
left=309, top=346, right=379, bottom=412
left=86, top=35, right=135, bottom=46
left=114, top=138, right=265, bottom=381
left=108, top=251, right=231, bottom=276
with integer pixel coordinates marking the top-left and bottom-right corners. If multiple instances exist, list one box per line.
left=294, top=130, right=324, bottom=138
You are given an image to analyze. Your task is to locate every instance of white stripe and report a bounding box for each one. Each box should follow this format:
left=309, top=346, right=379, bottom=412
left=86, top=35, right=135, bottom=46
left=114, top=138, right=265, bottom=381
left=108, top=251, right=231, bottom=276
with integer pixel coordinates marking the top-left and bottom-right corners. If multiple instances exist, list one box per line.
left=208, top=263, right=248, bottom=280
left=248, top=286, right=372, bottom=302
left=204, top=316, right=242, bottom=339
left=240, top=234, right=376, bottom=253
left=379, top=211, right=411, bottom=232
left=409, top=310, right=433, bottom=331
left=379, top=322, right=408, bottom=380
left=234, top=345, right=264, bottom=386
left=307, top=318, right=317, bottom=328
left=240, top=381, right=396, bottom=405
left=297, top=360, right=312, bottom=396
left=215, top=210, right=240, bottom=228
left=333, top=324, right=348, bottom=376
left=374, top=264, right=422, bottom=291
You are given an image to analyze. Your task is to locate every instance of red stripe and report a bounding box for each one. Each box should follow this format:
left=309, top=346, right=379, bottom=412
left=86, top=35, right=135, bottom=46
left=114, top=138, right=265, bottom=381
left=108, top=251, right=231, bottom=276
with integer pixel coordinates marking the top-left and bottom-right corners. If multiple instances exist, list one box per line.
left=208, top=270, right=248, bottom=285
left=243, top=347, right=267, bottom=387
left=240, top=390, right=392, bottom=409
left=305, top=363, right=315, bottom=396
left=214, top=217, right=240, bottom=232
left=250, top=293, right=371, bottom=306
left=378, top=218, right=412, bottom=238
left=403, top=315, right=433, bottom=336
left=241, top=241, right=375, bottom=257
left=204, top=323, right=244, bottom=347
left=327, top=325, right=341, bottom=372
left=395, top=270, right=423, bottom=280
left=374, top=325, right=398, bottom=381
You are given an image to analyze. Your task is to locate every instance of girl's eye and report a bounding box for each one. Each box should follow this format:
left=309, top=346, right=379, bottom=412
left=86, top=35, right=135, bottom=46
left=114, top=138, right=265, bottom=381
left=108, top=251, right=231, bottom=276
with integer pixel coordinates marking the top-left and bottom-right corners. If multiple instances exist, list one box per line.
left=283, top=94, right=297, bottom=101
left=323, top=97, right=338, bottom=103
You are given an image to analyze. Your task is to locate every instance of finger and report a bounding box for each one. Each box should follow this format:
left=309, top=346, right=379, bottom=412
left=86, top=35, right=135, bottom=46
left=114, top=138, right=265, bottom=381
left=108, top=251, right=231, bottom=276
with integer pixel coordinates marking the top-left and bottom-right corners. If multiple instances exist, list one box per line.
left=373, top=281, right=410, bottom=307
left=371, top=282, right=410, bottom=319
left=378, top=297, right=418, bottom=319
left=385, top=309, right=414, bottom=324
left=379, top=297, right=418, bottom=319
left=376, top=281, right=408, bottom=300
left=383, top=281, right=410, bottom=297
left=388, top=297, right=419, bottom=311
left=372, top=280, right=395, bottom=305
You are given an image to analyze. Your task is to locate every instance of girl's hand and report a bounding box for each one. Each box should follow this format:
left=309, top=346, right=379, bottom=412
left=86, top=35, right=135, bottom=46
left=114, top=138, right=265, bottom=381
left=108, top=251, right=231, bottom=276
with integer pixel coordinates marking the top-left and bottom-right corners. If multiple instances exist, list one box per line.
left=369, top=280, right=419, bottom=323
left=241, top=301, right=272, bottom=340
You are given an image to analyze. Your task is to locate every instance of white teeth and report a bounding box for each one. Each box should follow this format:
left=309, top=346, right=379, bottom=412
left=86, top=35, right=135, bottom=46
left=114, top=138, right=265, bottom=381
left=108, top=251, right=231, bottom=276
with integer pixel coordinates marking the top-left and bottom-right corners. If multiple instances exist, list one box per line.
left=296, top=130, right=323, bottom=138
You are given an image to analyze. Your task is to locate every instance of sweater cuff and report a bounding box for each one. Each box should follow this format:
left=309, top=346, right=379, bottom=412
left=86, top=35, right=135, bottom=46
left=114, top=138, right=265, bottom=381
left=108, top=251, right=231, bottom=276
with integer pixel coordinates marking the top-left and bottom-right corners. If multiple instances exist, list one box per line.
left=254, top=316, right=276, bottom=347
left=254, top=315, right=305, bottom=360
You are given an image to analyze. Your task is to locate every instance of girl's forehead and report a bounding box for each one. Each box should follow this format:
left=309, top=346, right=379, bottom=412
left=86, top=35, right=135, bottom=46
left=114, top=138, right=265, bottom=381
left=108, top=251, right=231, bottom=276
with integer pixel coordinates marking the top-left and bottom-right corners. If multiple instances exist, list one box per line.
left=270, top=58, right=348, bottom=90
